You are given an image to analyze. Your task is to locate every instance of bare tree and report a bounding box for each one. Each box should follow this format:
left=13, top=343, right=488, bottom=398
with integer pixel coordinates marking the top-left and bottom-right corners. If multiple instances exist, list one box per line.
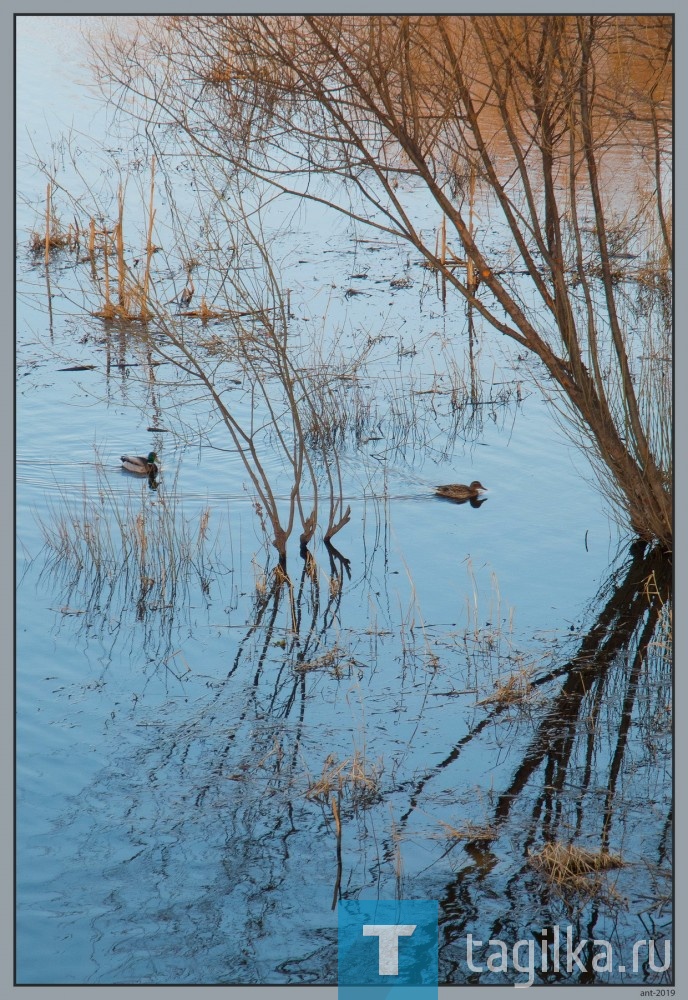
left=93, top=14, right=672, bottom=549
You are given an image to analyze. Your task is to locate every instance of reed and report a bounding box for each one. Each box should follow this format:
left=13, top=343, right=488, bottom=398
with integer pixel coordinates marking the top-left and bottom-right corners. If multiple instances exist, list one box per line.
left=29, top=183, right=74, bottom=256
left=37, top=461, right=223, bottom=616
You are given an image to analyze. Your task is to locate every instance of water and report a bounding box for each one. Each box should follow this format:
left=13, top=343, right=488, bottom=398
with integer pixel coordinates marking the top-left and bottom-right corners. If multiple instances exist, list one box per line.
left=15, top=16, right=671, bottom=986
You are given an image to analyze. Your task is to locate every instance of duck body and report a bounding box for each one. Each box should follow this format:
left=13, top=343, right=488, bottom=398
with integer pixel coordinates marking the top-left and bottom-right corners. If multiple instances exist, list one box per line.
left=121, top=451, right=159, bottom=476
left=434, top=480, right=486, bottom=501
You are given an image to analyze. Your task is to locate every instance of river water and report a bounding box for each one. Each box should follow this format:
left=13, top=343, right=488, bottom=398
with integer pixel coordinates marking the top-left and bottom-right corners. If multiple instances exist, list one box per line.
left=16, top=15, right=671, bottom=987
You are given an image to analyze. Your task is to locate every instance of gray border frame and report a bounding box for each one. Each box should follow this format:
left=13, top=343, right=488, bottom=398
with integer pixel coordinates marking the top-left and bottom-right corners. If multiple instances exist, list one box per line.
left=6, top=3, right=684, bottom=998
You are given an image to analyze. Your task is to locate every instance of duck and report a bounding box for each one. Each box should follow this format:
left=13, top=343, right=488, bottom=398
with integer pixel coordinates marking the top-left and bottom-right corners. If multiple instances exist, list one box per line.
left=121, top=451, right=159, bottom=476
left=434, top=480, right=487, bottom=501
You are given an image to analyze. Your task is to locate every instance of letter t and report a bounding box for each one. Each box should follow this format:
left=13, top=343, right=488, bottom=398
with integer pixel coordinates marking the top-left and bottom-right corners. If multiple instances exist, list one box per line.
left=362, top=924, right=417, bottom=975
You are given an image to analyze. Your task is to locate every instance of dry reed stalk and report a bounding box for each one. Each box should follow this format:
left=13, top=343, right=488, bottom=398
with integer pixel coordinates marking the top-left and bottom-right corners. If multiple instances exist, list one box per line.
left=102, top=229, right=112, bottom=313
left=306, top=754, right=340, bottom=801
left=38, top=466, right=225, bottom=618
left=44, top=182, right=51, bottom=267
left=467, top=164, right=475, bottom=290
left=87, top=216, right=97, bottom=280
left=31, top=188, right=71, bottom=256
left=142, top=155, right=156, bottom=318
left=301, top=547, right=318, bottom=582
left=116, top=186, right=127, bottom=308
left=331, top=794, right=341, bottom=839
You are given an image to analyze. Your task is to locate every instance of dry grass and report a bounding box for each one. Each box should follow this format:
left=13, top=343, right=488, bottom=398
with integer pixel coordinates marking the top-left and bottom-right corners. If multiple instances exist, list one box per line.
left=478, top=664, right=535, bottom=707
left=294, top=645, right=350, bottom=677
left=529, top=842, right=625, bottom=896
left=181, top=297, right=226, bottom=323
left=306, top=750, right=383, bottom=810
left=37, top=463, right=221, bottom=614
left=30, top=182, right=79, bottom=259
left=30, top=227, right=73, bottom=254
left=438, top=819, right=498, bottom=843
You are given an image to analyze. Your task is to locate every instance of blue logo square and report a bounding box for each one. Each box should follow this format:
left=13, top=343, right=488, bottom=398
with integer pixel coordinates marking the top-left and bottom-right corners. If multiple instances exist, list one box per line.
left=338, top=899, right=438, bottom=1000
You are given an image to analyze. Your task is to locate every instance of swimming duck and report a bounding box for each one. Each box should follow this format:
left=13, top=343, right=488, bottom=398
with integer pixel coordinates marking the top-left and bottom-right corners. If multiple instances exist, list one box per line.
left=121, top=451, right=159, bottom=476
left=434, top=480, right=486, bottom=501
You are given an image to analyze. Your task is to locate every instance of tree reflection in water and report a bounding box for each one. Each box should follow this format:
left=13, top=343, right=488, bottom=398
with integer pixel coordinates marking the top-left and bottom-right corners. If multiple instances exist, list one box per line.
left=431, top=541, right=671, bottom=983
left=35, top=515, right=671, bottom=984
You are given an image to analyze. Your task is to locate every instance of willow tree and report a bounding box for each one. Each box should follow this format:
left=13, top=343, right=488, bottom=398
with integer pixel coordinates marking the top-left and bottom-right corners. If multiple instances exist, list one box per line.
left=96, top=14, right=672, bottom=549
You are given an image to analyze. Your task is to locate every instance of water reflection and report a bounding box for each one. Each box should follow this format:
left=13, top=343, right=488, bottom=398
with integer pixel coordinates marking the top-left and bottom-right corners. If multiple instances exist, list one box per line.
left=22, top=505, right=671, bottom=983
left=435, top=494, right=488, bottom=509
left=433, top=542, right=672, bottom=983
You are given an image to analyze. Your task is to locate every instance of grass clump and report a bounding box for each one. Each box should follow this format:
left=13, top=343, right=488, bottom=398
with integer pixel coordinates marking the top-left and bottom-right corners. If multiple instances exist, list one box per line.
left=529, top=842, right=625, bottom=901
left=306, top=751, right=383, bottom=811
left=37, top=462, right=223, bottom=616
left=478, top=664, right=536, bottom=708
